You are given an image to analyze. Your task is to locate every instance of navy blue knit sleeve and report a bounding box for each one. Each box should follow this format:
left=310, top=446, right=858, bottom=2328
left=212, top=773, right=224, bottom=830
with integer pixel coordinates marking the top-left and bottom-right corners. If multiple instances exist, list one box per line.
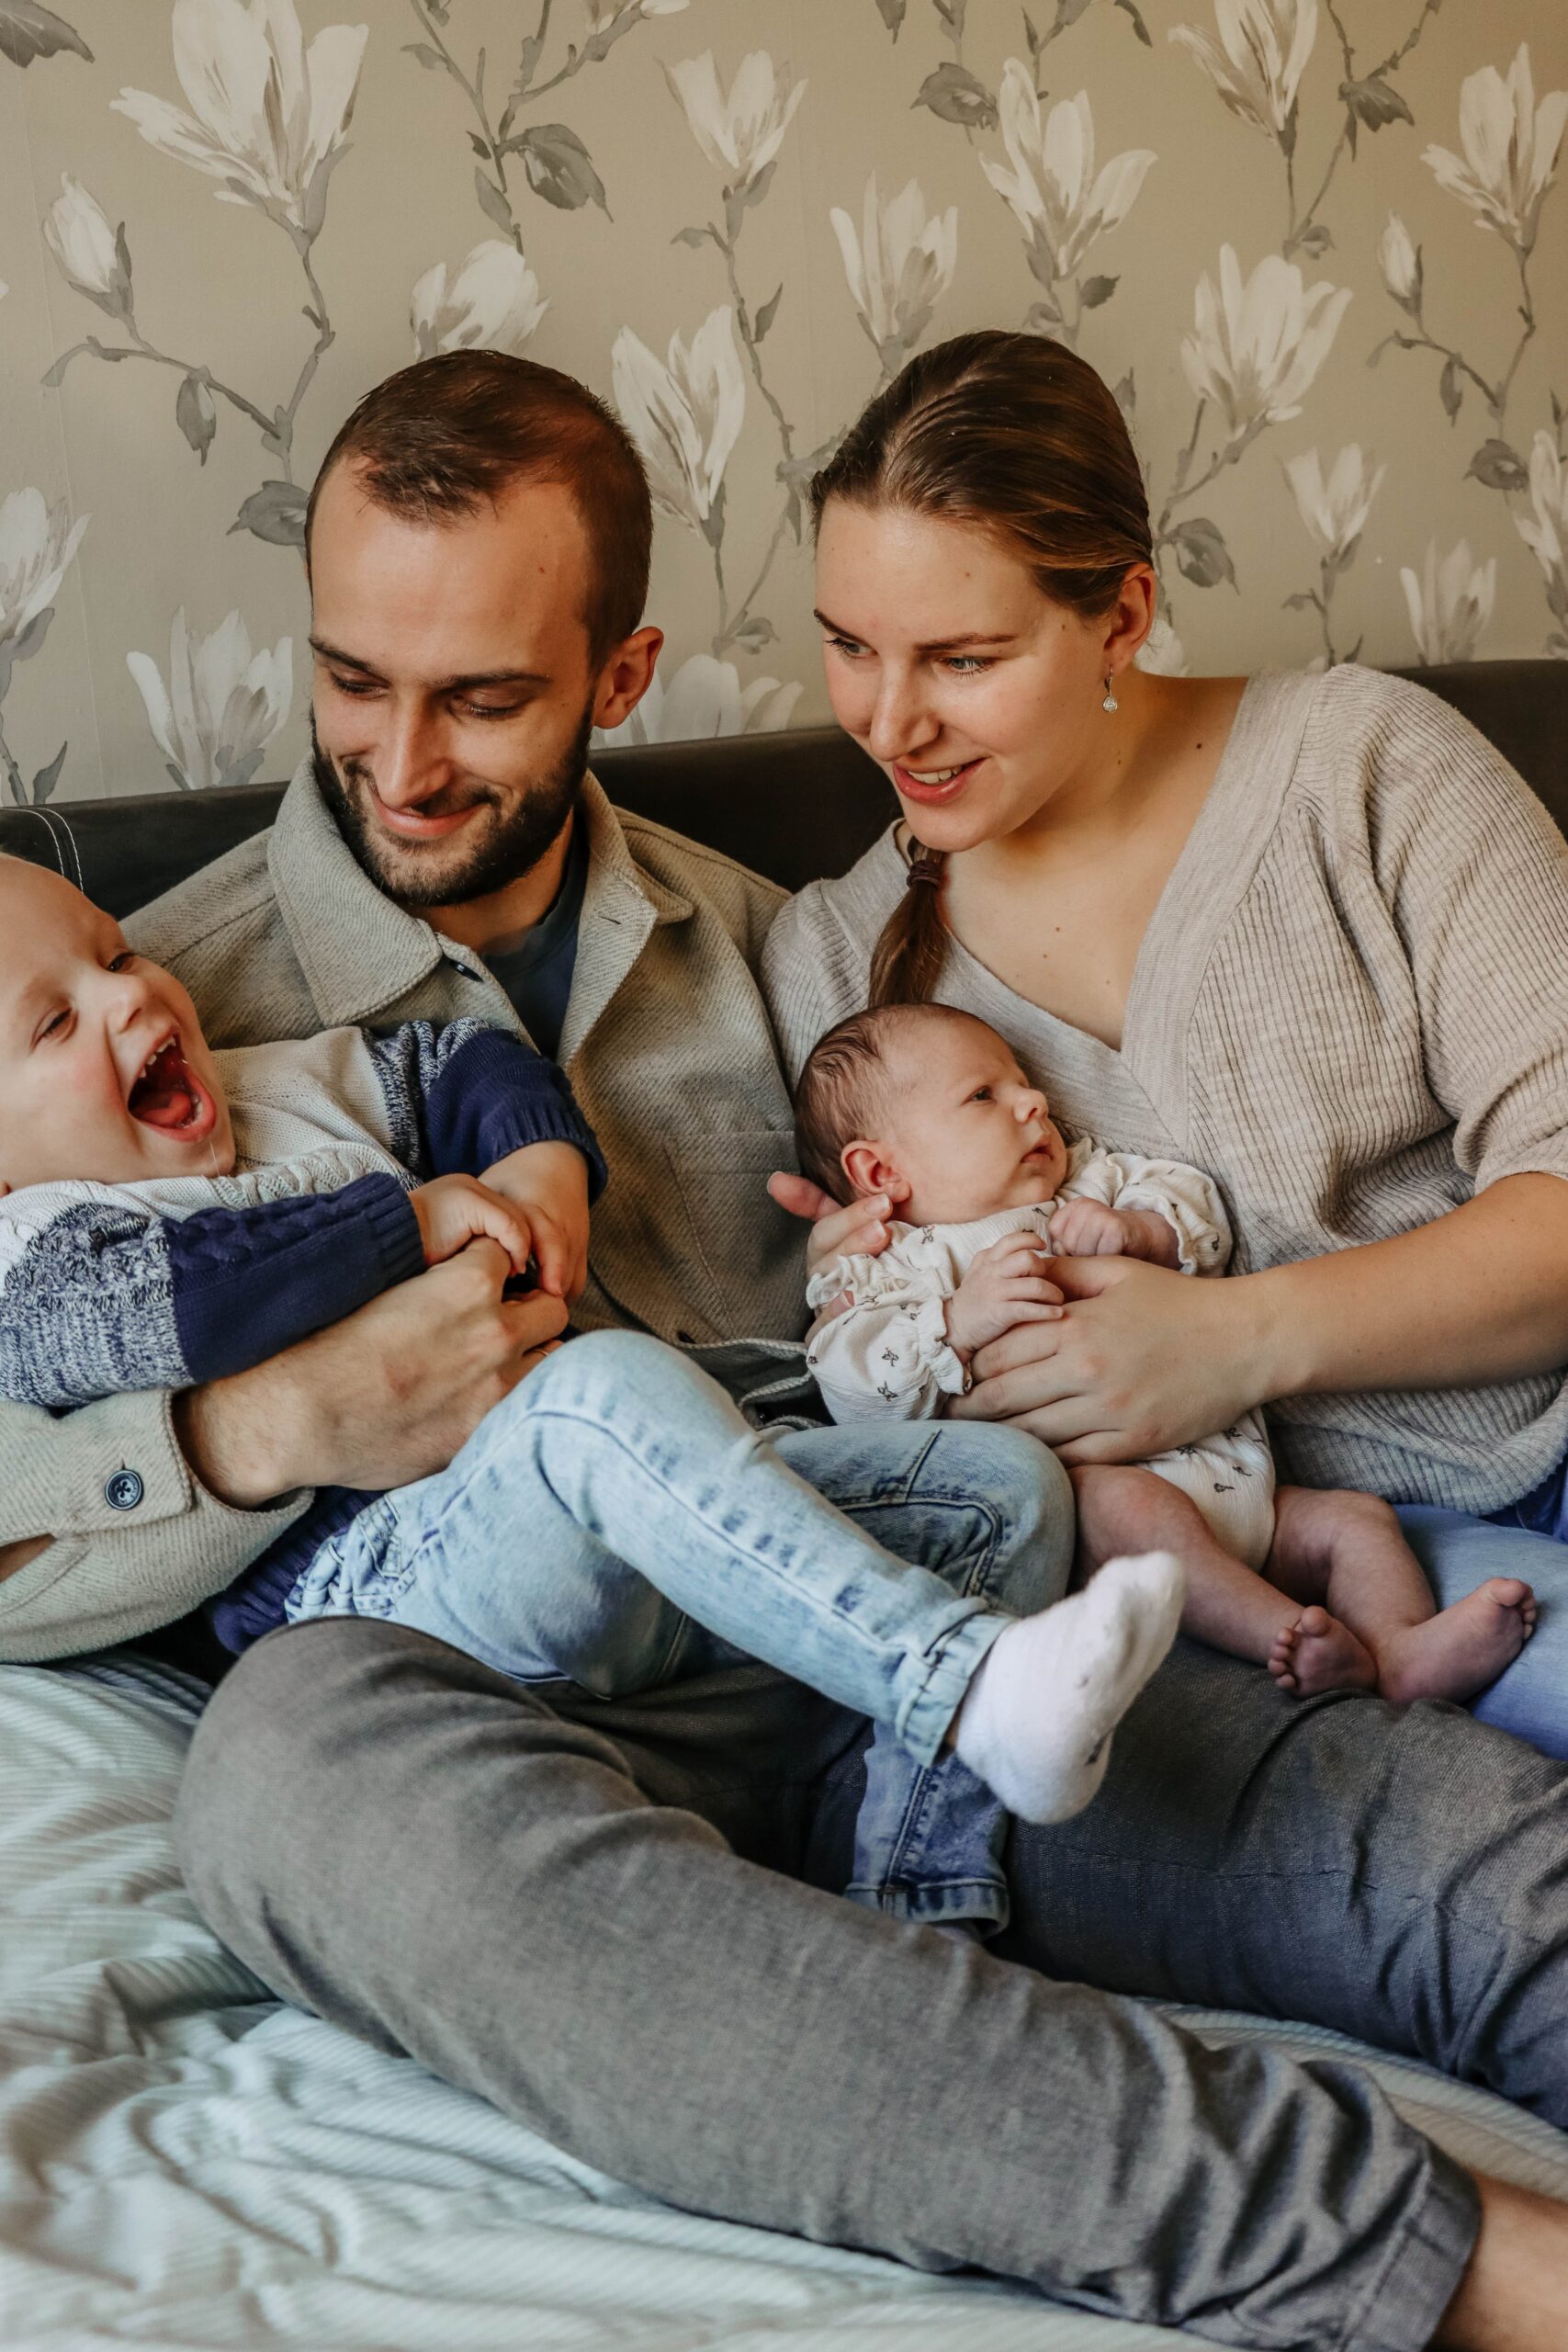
left=423, top=1029, right=607, bottom=1201
left=367, top=1020, right=605, bottom=1200
left=170, top=1173, right=423, bottom=1384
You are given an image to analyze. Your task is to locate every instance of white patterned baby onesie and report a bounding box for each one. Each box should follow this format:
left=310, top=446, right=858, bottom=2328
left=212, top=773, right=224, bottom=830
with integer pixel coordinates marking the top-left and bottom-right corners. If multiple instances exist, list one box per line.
left=806, top=1138, right=1277, bottom=1568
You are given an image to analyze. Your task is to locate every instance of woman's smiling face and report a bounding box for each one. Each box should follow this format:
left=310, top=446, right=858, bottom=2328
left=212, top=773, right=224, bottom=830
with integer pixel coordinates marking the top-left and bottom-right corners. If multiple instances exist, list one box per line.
left=814, top=499, right=1143, bottom=852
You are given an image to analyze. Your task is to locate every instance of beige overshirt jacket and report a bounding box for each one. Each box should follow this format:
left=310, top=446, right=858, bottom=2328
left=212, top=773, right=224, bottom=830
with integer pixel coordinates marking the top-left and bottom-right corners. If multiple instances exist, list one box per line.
left=0, top=761, right=804, bottom=1660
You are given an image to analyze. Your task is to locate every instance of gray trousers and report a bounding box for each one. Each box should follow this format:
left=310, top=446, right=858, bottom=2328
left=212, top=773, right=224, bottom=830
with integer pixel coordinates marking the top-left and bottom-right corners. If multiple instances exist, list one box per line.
left=175, top=1620, right=1558, bottom=2351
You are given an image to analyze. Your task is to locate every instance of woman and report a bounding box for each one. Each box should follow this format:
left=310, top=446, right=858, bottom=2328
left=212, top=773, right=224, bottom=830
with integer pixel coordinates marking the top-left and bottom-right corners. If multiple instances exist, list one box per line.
left=765, top=327, right=1568, bottom=1760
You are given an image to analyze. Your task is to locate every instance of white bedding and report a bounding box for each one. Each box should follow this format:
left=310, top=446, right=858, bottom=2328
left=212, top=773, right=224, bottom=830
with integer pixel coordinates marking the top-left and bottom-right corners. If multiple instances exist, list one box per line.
left=3, top=1657, right=1566, bottom=2352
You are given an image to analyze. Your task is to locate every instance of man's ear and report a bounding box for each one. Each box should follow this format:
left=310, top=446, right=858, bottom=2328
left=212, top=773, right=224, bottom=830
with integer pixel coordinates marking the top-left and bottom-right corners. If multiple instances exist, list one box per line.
left=840, top=1141, right=911, bottom=1204
left=593, top=626, right=663, bottom=731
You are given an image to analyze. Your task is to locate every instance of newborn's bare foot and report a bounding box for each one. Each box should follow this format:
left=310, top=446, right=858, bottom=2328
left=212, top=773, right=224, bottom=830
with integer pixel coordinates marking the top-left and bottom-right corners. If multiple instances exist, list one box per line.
left=1375, top=1578, right=1536, bottom=1706
left=1269, top=1606, right=1378, bottom=1697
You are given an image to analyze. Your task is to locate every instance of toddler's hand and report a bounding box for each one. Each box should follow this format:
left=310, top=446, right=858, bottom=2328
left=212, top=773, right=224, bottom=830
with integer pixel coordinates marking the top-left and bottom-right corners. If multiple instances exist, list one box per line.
left=945, top=1233, right=1064, bottom=1362
left=1047, top=1199, right=1134, bottom=1259
left=480, top=1140, right=591, bottom=1302
left=410, top=1174, right=536, bottom=1276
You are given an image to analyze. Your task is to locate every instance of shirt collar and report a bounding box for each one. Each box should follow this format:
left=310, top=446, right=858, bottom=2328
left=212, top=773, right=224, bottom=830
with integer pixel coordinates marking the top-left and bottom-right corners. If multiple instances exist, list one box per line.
left=267, top=754, right=692, bottom=1035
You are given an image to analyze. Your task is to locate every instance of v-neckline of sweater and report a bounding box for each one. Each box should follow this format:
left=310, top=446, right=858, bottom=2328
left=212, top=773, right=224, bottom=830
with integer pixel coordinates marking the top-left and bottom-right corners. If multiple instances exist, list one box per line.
left=929, top=669, right=1322, bottom=1149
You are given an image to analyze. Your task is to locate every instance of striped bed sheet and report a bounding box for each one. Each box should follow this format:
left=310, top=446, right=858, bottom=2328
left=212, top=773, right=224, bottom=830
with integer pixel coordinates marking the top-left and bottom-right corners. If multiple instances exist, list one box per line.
left=2, top=1656, right=1565, bottom=2351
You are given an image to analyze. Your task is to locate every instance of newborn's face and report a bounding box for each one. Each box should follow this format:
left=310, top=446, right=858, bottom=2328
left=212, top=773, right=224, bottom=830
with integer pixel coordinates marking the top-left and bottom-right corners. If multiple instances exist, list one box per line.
left=0, top=862, right=233, bottom=1193
left=882, top=1016, right=1066, bottom=1227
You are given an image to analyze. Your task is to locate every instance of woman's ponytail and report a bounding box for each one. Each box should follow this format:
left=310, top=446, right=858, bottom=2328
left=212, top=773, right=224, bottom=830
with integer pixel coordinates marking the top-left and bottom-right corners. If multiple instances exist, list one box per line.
left=868, top=845, right=948, bottom=1008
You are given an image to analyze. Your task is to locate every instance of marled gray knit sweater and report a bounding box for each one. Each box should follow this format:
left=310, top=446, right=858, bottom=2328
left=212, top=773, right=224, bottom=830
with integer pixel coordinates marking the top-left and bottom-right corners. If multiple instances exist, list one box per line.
left=762, top=665, right=1568, bottom=1513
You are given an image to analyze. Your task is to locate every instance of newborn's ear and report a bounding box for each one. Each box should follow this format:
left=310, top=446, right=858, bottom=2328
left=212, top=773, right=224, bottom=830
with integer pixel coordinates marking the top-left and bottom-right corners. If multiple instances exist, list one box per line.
left=840, top=1141, right=911, bottom=1204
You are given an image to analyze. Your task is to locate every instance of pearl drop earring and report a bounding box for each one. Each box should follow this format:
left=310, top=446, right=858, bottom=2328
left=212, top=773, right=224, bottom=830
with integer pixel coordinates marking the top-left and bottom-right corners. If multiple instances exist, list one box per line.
left=1101, top=674, right=1118, bottom=714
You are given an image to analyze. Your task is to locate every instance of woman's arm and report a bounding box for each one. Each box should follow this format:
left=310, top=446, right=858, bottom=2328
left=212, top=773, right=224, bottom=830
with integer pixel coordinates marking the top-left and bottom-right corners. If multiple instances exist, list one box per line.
left=955, top=1172, right=1568, bottom=1461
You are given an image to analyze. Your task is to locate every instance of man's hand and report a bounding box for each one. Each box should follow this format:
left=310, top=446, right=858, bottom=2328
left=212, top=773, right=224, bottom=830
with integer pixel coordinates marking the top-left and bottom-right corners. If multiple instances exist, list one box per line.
left=175, top=1240, right=568, bottom=1505
left=410, top=1174, right=534, bottom=1274
left=949, top=1252, right=1265, bottom=1463
left=481, top=1141, right=591, bottom=1302
left=1048, top=1199, right=1180, bottom=1266
left=944, top=1234, right=1065, bottom=1362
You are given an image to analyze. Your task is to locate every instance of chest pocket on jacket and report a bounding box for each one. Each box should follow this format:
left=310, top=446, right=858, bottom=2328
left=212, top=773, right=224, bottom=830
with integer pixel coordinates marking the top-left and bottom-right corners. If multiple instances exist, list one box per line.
left=665, top=1126, right=805, bottom=1343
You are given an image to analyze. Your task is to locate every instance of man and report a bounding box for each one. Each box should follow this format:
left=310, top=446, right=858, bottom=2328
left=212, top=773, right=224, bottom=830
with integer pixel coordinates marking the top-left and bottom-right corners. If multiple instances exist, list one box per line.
left=2, top=353, right=1565, bottom=2346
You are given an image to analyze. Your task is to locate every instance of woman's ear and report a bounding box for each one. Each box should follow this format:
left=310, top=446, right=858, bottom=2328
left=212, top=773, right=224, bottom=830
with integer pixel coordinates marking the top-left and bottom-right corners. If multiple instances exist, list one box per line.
left=840, top=1140, right=911, bottom=1204
left=1101, top=562, right=1157, bottom=675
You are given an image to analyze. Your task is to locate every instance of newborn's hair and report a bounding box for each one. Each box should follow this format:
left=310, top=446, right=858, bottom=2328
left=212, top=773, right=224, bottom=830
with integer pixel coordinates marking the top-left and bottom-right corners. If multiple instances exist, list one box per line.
left=793, top=1001, right=970, bottom=1203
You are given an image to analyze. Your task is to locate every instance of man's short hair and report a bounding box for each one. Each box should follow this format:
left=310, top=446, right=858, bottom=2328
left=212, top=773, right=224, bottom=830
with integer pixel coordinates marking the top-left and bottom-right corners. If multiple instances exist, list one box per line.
left=306, top=350, right=653, bottom=663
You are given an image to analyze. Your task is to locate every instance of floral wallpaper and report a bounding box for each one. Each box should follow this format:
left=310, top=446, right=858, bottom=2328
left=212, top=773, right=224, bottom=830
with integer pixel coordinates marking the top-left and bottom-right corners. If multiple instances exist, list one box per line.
left=0, top=0, right=1562, bottom=805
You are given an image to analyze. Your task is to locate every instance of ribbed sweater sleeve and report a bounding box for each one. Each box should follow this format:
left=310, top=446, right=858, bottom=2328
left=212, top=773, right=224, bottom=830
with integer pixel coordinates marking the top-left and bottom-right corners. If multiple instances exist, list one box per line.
left=1361, top=684, right=1568, bottom=1193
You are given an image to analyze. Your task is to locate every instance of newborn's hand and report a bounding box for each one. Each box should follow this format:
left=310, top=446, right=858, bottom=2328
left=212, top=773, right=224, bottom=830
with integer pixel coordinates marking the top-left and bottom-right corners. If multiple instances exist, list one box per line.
left=945, top=1234, right=1065, bottom=1362
left=1047, top=1199, right=1134, bottom=1258
left=480, top=1140, right=591, bottom=1301
left=410, top=1174, right=535, bottom=1275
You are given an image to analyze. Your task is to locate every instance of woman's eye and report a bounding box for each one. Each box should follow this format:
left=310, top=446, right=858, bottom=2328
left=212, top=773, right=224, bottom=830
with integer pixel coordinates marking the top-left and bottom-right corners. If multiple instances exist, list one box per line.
left=330, top=673, right=378, bottom=697
left=825, top=635, right=866, bottom=659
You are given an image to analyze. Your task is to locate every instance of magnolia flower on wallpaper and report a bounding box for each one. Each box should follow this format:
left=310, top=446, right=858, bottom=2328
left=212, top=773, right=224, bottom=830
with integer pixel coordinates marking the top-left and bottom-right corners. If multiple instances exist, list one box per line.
left=112, top=0, right=367, bottom=240
left=1423, top=45, right=1568, bottom=254
left=983, top=65, right=1155, bottom=285
left=594, top=652, right=801, bottom=748
left=830, top=175, right=957, bottom=375
left=1134, top=615, right=1190, bottom=675
left=126, top=606, right=292, bottom=790
left=43, top=175, right=130, bottom=318
left=1376, top=211, right=1422, bottom=312
left=412, top=242, right=548, bottom=359
left=0, top=490, right=87, bottom=658
left=1284, top=445, right=1384, bottom=565
left=1400, top=540, right=1496, bottom=666
left=1181, top=246, right=1350, bottom=440
left=1516, top=432, right=1568, bottom=631
left=665, top=51, right=806, bottom=195
left=611, top=307, right=745, bottom=539
left=584, top=0, right=688, bottom=27
left=1168, top=0, right=1317, bottom=148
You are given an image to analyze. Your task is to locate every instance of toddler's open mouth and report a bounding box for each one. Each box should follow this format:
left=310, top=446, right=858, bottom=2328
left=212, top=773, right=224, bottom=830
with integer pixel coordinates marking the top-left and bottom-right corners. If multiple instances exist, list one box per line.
left=127, top=1033, right=217, bottom=1141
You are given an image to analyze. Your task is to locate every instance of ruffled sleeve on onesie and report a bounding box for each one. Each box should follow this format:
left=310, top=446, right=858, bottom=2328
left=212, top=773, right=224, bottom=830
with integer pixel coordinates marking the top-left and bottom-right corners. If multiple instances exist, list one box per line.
left=1055, top=1139, right=1233, bottom=1275
left=806, top=1227, right=972, bottom=1421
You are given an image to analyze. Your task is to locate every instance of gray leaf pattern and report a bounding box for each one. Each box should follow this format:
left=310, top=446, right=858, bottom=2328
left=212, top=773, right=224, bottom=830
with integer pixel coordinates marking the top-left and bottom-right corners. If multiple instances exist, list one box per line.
left=0, top=0, right=1556, bottom=805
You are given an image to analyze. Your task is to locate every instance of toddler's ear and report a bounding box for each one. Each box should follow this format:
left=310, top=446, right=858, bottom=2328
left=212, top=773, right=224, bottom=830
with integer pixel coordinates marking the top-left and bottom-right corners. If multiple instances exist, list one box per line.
left=840, top=1141, right=911, bottom=1205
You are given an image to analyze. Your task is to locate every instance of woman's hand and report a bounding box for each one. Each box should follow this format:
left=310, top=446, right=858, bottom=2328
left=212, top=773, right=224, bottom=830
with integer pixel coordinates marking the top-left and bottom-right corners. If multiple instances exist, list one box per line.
left=949, top=1254, right=1268, bottom=1462
left=767, top=1170, right=895, bottom=1283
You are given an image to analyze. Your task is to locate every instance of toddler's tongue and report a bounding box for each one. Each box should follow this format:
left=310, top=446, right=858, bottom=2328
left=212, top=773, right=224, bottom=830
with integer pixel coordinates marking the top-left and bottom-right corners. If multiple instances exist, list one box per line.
left=130, top=1044, right=197, bottom=1130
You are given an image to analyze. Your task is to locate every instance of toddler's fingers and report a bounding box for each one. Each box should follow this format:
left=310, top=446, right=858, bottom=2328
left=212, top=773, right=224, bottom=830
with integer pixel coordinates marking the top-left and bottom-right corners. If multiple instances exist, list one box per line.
left=529, top=1212, right=570, bottom=1296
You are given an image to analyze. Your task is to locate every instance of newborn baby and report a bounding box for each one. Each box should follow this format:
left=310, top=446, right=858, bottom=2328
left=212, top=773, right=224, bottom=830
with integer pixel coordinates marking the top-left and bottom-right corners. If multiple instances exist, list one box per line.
left=795, top=1001, right=1536, bottom=1705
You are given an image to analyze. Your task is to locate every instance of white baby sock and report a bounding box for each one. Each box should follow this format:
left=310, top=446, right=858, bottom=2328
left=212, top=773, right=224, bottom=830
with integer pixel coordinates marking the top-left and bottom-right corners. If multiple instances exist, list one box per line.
left=951, top=1553, right=1185, bottom=1825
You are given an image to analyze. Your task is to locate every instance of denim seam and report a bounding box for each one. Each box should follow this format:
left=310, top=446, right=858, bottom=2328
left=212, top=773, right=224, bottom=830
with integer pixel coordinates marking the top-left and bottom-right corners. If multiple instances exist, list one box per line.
left=492, top=1400, right=1008, bottom=1764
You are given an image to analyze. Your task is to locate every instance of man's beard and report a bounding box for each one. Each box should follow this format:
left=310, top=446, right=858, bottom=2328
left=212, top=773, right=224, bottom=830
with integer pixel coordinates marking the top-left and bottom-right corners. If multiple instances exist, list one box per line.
left=310, top=702, right=593, bottom=909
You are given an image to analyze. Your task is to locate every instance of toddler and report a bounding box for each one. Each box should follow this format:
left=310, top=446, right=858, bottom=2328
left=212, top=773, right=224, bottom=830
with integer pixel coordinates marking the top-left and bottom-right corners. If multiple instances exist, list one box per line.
left=795, top=1001, right=1536, bottom=1705
left=0, top=856, right=1183, bottom=1935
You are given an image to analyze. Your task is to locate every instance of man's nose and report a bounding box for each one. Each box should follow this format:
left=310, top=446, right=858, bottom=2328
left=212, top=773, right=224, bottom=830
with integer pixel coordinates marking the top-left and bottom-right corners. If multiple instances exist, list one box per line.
left=369, top=700, right=454, bottom=809
left=867, top=668, right=939, bottom=766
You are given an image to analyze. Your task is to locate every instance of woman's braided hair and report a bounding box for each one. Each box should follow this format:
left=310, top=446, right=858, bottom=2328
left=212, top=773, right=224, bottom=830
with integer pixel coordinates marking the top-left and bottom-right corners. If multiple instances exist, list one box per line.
left=809, top=332, right=1154, bottom=1007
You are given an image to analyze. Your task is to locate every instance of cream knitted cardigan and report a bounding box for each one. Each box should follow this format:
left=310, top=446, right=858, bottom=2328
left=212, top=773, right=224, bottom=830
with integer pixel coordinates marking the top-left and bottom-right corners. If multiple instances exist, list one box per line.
left=762, top=665, right=1568, bottom=1514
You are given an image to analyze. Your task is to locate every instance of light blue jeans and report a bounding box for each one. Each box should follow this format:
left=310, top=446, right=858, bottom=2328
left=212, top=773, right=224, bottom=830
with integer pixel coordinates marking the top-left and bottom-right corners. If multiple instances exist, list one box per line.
left=1399, top=1504, right=1568, bottom=1758
left=287, top=1330, right=1074, bottom=1930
